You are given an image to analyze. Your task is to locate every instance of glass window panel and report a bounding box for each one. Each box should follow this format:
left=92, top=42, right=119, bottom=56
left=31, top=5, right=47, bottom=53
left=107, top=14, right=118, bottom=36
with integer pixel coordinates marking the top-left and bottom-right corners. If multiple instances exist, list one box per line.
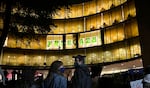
left=72, top=20, right=78, bottom=33
left=79, top=37, right=85, bottom=47
left=123, top=3, right=130, bottom=20
left=90, top=15, right=97, bottom=30
left=104, top=25, right=124, bottom=44
left=117, top=25, right=125, bottom=41
left=113, top=0, right=121, bottom=6
left=96, top=14, right=102, bottom=29
left=0, top=18, right=3, bottom=29
left=46, top=55, right=59, bottom=65
left=76, top=4, right=83, bottom=17
left=103, top=12, right=111, bottom=26
left=30, top=35, right=46, bottom=49
left=66, top=34, right=76, bottom=49
left=129, top=0, right=136, bottom=17
left=86, top=17, right=91, bottom=31
left=24, top=55, right=32, bottom=65
left=90, top=30, right=101, bottom=46
left=76, top=19, right=84, bottom=32
left=65, top=19, right=83, bottom=33
left=69, top=5, right=76, bottom=18
left=84, top=2, right=90, bottom=16
left=118, top=47, right=127, bottom=60
left=79, top=30, right=101, bottom=48
left=130, top=38, right=141, bottom=58
left=46, top=35, right=63, bottom=50
left=64, top=20, right=71, bottom=33
left=124, top=22, right=132, bottom=38
left=92, top=53, right=98, bottom=64
left=104, top=50, right=112, bottom=62
left=17, top=54, right=26, bottom=66
left=121, top=0, right=127, bottom=4
left=98, top=50, right=104, bottom=63
left=2, top=53, right=9, bottom=65
left=86, top=53, right=92, bottom=64
left=112, top=48, right=120, bottom=61
left=63, top=55, right=74, bottom=65
left=88, top=0, right=96, bottom=15
left=86, top=15, right=97, bottom=31
left=69, top=4, right=83, bottom=18
left=125, top=44, right=132, bottom=59
left=2, top=53, right=26, bottom=66
left=29, top=55, right=44, bottom=66
left=108, top=0, right=113, bottom=9
left=104, top=29, right=111, bottom=44
left=97, top=0, right=104, bottom=12
left=53, top=7, right=65, bottom=19
left=111, top=27, right=118, bottom=43
left=131, top=20, right=139, bottom=37
left=102, top=0, right=109, bottom=10
left=53, top=20, right=65, bottom=34
left=124, top=20, right=139, bottom=39
left=111, top=8, right=122, bottom=24
left=7, top=35, right=16, bottom=48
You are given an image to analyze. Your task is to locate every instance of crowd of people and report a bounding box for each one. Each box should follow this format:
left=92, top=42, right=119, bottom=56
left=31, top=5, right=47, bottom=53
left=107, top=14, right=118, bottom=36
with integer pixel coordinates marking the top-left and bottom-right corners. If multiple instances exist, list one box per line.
left=0, top=55, right=149, bottom=88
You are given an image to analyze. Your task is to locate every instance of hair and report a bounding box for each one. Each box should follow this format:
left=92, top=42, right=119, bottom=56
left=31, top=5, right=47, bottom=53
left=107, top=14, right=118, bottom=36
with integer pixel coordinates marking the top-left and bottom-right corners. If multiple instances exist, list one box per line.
left=46, top=60, right=63, bottom=78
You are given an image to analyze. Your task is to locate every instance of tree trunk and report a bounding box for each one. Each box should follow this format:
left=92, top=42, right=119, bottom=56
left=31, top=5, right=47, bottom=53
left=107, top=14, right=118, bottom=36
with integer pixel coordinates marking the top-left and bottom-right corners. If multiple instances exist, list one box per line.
left=0, top=0, right=12, bottom=52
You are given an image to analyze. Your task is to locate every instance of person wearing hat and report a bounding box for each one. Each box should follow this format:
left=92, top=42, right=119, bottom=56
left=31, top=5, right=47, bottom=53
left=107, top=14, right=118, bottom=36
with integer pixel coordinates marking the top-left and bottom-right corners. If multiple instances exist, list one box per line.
left=71, top=55, right=92, bottom=88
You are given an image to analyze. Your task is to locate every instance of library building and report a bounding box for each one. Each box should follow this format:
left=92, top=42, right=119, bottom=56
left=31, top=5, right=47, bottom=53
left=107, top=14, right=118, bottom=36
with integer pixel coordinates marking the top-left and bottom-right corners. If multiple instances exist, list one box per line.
left=0, top=0, right=150, bottom=88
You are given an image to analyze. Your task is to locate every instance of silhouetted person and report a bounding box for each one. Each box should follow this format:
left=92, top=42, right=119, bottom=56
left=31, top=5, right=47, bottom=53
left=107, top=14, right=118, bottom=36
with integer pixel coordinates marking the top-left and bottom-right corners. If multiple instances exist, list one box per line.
left=21, top=66, right=36, bottom=88
left=42, top=60, right=67, bottom=88
left=90, top=64, right=102, bottom=88
left=71, top=55, right=92, bottom=88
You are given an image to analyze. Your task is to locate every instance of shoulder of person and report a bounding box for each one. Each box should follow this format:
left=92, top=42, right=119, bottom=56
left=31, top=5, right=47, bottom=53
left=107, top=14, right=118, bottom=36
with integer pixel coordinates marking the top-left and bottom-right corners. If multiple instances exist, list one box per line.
left=54, top=73, right=66, bottom=80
